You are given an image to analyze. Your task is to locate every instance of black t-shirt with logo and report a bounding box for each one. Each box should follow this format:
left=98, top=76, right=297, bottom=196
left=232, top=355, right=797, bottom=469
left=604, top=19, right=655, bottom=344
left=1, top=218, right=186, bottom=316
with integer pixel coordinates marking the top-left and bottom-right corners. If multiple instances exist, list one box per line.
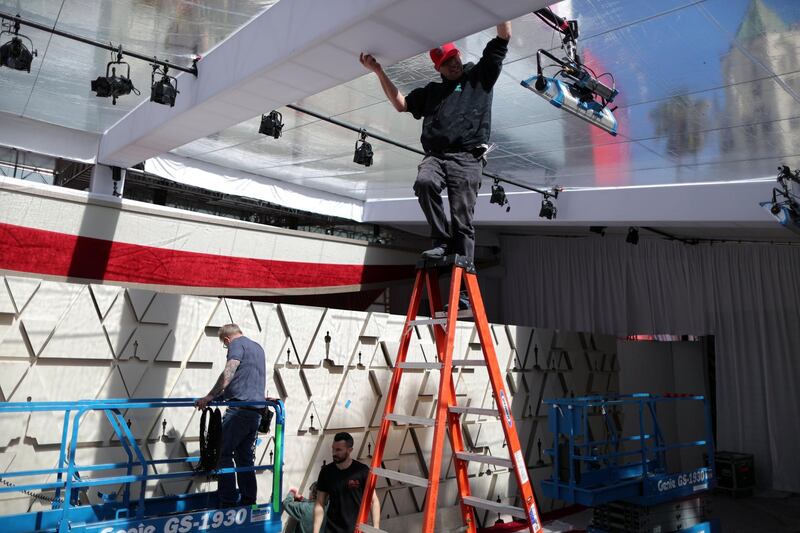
left=316, top=460, right=370, bottom=533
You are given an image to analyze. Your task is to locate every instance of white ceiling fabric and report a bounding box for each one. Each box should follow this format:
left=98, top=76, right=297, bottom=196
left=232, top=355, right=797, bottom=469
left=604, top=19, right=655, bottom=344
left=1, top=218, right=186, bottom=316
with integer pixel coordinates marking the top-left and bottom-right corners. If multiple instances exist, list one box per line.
left=145, top=154, right=364, bottom=221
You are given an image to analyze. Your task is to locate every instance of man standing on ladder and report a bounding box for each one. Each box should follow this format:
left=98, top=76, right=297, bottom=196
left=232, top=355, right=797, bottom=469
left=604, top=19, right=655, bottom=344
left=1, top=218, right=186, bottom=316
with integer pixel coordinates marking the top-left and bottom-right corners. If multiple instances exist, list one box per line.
left=360, top=22, right=512, bottom=268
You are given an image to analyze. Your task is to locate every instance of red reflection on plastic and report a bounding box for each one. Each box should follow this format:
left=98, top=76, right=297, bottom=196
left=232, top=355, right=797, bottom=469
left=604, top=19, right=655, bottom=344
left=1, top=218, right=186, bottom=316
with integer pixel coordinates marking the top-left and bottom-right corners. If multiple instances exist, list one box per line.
left=582, top=48, right=630, bottom=186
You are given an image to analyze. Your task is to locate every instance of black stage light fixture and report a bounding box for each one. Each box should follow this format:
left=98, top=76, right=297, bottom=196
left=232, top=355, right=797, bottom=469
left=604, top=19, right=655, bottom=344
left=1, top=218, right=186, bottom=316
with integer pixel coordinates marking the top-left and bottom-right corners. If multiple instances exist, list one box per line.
left=150, top=64, right=179, bottom=107
left=589, top=226, right=606, bottom=236
left=539, top=194, right=557, bottom=220
left=0, top=19, right=37, bottom=72
left=259, top=110, right=284, bottom=138
left=354, top=130, right=373, bottom=167
left=490, top=178, right=510, bottom=212
left=91, top=50, right=138, bottom=105
left=626, top=226, right=640, bottom=245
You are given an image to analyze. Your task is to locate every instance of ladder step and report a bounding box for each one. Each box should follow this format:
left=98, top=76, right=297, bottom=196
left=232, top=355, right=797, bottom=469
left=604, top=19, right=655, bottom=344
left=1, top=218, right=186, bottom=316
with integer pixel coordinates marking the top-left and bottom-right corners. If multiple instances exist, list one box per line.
left=452, top=359, right=487, bottom=367
left=455, top=451, right=512, bottom=468
left=449, top=406, right=499, bottom=417
left=358, top=524, right=387, bottom=533
left=408, top=318, right=448, bottom=327
left=372, top=467, right=429, bottom=488
left=435, top=310, right=473, bottom=319
left=385, top=413, right=435, bottom=426
left=358, top=525, right=388, bottom=533
left=462, top=496, right=526, bottom=519
left=397, top=362, right=443, bottom=370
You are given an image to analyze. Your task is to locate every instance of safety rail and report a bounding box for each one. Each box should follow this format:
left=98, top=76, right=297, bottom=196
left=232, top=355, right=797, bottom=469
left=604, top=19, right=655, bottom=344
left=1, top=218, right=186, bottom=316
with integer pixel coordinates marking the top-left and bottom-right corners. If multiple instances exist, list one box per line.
left=541, top=393, right=715, bottom=507
left=0, top=398, right=285, bottom=533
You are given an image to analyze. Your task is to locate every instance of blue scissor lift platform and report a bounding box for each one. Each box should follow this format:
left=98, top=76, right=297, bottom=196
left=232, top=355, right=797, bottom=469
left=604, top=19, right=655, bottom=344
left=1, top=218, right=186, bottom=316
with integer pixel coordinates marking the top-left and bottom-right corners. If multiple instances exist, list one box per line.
left=0, top=398, right=286, bottom=533
left=541, top=393, right=720, bottom=533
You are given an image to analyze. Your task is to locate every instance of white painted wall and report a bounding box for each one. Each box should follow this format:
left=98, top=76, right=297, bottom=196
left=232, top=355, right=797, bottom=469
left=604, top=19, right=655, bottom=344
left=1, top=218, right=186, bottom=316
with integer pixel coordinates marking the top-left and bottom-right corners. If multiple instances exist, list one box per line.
left=0, top=276, right=620, bottom=529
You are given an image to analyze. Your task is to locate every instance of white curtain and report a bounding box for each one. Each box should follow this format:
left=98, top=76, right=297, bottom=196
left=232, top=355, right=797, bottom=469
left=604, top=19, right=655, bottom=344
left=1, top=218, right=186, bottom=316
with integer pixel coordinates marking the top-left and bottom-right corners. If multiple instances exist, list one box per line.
left=498, top=235, right=800, bottom=493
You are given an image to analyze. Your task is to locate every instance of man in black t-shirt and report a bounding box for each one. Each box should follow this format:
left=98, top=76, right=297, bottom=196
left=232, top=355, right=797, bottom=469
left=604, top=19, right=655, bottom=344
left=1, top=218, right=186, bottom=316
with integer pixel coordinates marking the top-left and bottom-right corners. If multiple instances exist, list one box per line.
left=360, top=22, right=512, bottom=265
left=313, top=432, right=380, bottom=533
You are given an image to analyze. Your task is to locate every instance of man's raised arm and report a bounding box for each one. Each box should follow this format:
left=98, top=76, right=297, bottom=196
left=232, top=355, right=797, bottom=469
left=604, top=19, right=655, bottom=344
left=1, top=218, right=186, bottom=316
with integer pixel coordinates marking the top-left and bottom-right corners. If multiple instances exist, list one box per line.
left=359, top=53, right=407, bottom=112
left=497, top=21, right=512, bottom=40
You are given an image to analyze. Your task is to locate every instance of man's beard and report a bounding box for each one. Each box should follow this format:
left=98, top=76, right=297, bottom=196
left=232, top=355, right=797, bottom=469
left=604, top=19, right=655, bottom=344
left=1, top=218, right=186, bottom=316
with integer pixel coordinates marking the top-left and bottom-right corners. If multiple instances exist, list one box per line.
left=332, top=455, right=346, bottom=464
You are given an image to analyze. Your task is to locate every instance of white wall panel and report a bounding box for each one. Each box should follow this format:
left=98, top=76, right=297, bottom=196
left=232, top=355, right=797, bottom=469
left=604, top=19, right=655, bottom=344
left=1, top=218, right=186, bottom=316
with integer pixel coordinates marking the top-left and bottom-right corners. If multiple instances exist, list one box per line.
left=5, top=277, right=40, bottom=314
left=40, top=287, right=113, bottom=360
left=0, top=275, right=621, bottom=524
left=0, top=281, right=16, bottom=315
left=89, top=284, right=122, bottom=321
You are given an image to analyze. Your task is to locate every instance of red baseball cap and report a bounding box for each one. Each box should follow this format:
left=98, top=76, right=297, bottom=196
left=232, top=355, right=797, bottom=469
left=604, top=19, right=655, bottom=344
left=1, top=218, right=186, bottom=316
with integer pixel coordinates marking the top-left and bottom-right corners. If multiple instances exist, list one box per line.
left=429, top=42, right=459, bottom=70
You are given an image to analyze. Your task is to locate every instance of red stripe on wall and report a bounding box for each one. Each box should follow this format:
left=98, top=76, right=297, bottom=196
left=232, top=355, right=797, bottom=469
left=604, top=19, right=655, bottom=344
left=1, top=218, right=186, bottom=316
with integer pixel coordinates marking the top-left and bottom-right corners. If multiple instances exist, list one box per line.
left=0, top=223, right=414, bottom=290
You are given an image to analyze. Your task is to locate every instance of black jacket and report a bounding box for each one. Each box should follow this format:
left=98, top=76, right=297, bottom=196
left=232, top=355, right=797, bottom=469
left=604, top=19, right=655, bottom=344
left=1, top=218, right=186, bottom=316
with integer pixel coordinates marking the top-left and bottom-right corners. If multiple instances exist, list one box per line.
left=405, top=37, right=508, bottom=154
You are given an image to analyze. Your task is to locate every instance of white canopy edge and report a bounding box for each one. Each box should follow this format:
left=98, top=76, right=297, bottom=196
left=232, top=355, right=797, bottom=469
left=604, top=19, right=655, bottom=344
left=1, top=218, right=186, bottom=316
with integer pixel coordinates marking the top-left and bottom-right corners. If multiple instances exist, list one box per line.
left=145, top=154, right=364, bottom=221
left=364, top=178, right=780, bottom=225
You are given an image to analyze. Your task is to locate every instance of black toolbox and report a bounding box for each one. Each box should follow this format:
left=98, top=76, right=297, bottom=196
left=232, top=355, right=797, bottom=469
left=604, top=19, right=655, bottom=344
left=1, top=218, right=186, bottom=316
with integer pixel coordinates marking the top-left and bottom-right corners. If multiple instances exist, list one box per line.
left=713, top=451, right=755, bottom=497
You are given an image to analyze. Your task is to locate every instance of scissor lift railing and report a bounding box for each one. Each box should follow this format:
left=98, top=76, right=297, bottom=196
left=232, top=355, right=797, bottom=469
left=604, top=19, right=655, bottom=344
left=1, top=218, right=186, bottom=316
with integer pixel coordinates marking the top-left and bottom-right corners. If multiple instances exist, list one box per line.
left=0, top=398, right=285, bottom=533
left=541, top=393, right=716, bottom=507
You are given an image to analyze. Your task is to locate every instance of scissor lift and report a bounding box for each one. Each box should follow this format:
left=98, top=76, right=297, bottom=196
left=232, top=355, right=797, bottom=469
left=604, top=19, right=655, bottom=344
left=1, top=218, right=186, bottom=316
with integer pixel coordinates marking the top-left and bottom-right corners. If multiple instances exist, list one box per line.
left=541, top=393, right=720, bottom=533
left=0, top=398, right=285, bottom=533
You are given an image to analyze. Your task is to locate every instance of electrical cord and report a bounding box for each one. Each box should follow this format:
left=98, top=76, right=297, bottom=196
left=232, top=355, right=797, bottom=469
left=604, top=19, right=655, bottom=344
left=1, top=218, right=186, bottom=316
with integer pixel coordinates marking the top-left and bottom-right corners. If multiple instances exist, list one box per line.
left=0, top=476, right=63, bottom=505
left=196, top=407, right=222, bottom=474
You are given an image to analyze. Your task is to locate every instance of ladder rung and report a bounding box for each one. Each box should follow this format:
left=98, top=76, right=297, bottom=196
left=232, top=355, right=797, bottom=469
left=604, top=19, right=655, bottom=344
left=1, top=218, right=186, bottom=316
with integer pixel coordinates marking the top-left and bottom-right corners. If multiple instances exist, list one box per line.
left=357, top=525, right=388, bottom=533
left=462, top=496, right=526, bottom=519
left=452, top=359, right=487, bottom=367
left=449, top=406, right=499, bottom=417
left=434, top=310, right=473, bottom=319
left=385, top=413, right=435, bottom=426
left=397, top=361, right=443, bottom=370
left=408, top=318, right=448, bottom=327
left=455, top=451, right=512, bottom=468
left=372, top=467, right=429, bottom=488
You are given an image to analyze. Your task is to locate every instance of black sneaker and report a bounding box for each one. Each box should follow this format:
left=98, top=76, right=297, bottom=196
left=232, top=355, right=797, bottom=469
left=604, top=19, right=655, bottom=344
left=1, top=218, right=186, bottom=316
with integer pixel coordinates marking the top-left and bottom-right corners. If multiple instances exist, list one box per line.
left=421, top=244, right=448, bottom=259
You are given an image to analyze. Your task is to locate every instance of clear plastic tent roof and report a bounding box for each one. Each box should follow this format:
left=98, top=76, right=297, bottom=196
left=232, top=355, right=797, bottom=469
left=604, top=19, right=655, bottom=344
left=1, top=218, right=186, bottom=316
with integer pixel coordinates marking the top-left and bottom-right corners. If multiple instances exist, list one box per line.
left=0, top=0, right=278, bottom=133
left=2, top=0, right=799, bottom=201
left=172, top=0, right=800, bottom=200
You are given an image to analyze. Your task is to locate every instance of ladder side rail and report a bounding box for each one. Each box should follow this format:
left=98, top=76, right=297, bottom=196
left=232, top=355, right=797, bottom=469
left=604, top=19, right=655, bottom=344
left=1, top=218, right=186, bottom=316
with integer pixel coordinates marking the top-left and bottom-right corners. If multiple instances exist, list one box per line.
left=425, top=268, right=476, bottom=533
left=420, top=268, right=464, bottom=532
left=356, top=269, right=427, bottom=531
left=464, top=273, right=543, bottom=532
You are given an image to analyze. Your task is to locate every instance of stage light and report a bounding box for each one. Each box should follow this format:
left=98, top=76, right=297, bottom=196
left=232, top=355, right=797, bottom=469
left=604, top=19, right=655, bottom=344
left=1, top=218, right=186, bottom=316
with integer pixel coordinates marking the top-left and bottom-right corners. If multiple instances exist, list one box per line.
left=259, top=110, right=283, bottom=138
left=589, top=226, right=606, bottom=236
left=539, top=195, right=557, bottom=219
left=626, top=226, right=639, bottom=245
left=353, top=130, right=373, bottom=167
left=490, top=178, right=510, bottom=212
left=0, top=19, right=37, bottom=72
left=91, top=51, right=138, bottom=105
left=150, top=65, right=178, bottom=107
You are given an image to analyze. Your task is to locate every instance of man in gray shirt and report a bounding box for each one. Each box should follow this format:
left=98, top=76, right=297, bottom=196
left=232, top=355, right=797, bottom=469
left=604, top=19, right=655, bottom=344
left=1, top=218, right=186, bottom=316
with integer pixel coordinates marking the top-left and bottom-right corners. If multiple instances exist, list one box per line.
left=196, top=323, right=266, bottom=507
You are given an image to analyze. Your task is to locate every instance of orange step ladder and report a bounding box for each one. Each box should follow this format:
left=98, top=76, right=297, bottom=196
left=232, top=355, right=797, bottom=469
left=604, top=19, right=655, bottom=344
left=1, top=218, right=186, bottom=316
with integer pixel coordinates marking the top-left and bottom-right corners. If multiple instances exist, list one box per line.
left=356, top=256, right=542, bottom=532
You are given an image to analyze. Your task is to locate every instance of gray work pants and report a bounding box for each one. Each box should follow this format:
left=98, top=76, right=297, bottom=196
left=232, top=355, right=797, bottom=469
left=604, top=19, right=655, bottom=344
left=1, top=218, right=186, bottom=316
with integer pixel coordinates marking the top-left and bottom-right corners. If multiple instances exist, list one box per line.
left=413, top=152, right=483, bottom=261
